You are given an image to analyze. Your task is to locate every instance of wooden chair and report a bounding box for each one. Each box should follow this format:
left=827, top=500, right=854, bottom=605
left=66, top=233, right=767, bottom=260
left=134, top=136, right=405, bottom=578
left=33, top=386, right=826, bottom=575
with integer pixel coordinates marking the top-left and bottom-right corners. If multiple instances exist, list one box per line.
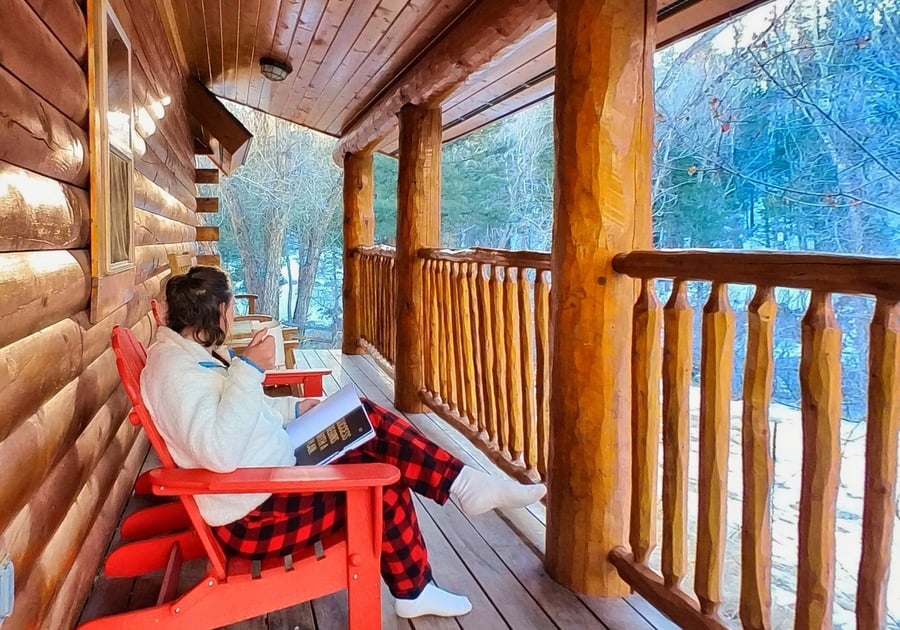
left=79, top=326, right=399, bottom=629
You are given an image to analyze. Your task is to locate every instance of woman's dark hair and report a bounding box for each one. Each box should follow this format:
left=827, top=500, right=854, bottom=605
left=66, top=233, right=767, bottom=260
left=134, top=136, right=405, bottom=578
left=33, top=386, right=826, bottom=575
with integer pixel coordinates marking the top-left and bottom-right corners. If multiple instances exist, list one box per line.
left=165, top=266, right=232, bottom=348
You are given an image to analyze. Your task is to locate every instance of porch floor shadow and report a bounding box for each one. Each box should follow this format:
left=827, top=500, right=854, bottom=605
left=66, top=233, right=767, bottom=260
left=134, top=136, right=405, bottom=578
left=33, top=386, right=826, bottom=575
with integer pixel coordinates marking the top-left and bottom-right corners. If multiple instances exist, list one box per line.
left=78, top=350, right=678, bottom=630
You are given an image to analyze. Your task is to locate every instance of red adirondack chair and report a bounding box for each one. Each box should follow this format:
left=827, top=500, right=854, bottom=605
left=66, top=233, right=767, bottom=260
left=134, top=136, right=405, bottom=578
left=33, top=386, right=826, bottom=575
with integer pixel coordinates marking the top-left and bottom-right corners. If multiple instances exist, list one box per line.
left=78, top=325, right=398, bottom=629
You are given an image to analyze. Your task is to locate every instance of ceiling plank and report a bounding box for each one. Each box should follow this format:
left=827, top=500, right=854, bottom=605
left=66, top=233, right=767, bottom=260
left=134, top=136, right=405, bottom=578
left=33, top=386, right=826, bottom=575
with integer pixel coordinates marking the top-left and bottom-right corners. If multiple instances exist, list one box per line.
left=336, top=0, right=555, bottom=161
left=245, top=0, right=281, bottom=108
left=220, top=0, right=241, bottom=100
left=234, top=0, right=262, bottom=103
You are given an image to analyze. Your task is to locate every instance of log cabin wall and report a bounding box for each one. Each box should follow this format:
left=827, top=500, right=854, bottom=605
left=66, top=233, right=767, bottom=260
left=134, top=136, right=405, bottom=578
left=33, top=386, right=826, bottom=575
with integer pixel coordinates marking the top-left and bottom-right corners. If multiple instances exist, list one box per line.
left=0, top=0, right=200, bottom=627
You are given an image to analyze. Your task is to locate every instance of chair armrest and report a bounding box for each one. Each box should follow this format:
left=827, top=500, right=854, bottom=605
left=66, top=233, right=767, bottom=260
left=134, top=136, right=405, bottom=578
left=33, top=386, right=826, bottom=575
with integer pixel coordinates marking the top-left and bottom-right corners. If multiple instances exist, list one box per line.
left=149, top=464, right=400, bottom=495
left=234, top=293, right=259, bottom=314
left=263, top=368, right=331, bottom=388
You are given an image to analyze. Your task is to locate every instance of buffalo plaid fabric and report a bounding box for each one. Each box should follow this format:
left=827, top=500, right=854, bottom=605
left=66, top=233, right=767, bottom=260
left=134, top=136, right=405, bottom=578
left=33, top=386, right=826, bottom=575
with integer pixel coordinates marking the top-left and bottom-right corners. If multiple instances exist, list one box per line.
left=214, top=398, right=464, bottom=598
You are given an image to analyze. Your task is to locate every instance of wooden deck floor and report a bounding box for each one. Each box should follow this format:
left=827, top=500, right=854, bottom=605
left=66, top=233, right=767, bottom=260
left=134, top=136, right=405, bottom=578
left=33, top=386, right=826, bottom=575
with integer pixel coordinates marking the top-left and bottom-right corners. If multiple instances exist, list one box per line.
left=79, top=350, right=678, bottom=630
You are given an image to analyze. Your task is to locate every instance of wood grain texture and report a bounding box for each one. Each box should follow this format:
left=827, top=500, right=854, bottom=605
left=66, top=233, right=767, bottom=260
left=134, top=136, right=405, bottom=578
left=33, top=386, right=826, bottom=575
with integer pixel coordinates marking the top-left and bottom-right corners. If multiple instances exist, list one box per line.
left=545, top=0, right=655, bottom=596
left=195, top=168, right=219, bottom=184
left=342, top=152, right=375, bottom=354
left=0, top=250, right=90, bottom=350
left=450, top=262, right=469, bottom=420
left=0, top=0, right=88, bottom=126
left=134, top=208, right=196, bottom=246
left=477, top=263, right=500, bottom=446
left=466, top=262, right=487, bottom=435
left=795, top=292, right=842, bottom=630
left=195, top=225, right=220, bottom=241
left=0, top=65, right=90, bottom=187
left=490, top=266, right=510, bottom=453
left=337, top=0, right=556, bottom=160
left=662, top=280, right=692, bottom=588
left=614, top=249, right=900, bottom=300
left=856, top=298, right=900, bottom=630
left=517, top=268, right=538, bottom=472
left=394, top=105, right=441, bottom=412
left=630, top=278, right=662, bottom=564
left=534, top=270, right=551, bottom=479
left=0, top=162, right=90, bottom=252
left=22, top=0, right=88, bottom=65
left=195, top=197, right=220, bottom=213
left=740, top=286, right=776, bottom=630
left=503, top=267, right=524, bottom=460
left=459, top=262, right=480, bottom=427
left=695, top=282, right=734, bottom=617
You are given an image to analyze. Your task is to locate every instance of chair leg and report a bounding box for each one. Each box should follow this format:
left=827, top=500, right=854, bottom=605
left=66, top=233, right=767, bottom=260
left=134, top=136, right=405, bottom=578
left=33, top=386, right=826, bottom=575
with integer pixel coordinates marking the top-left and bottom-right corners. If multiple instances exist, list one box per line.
left=345, top=488, right=383, bottom=629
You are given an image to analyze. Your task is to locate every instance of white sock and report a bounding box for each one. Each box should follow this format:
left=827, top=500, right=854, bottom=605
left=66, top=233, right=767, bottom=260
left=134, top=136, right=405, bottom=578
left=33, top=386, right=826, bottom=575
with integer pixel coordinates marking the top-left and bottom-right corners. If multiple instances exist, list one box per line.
left=394, top=582, right=472, bottom=618
left=449, top=466, right=547, bottom=517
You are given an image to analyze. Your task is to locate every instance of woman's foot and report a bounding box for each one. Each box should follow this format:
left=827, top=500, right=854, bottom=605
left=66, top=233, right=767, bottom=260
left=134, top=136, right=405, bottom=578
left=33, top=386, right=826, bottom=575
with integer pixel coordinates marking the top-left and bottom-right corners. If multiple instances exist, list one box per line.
left=449, top=466, right=547, bottom=517
left=395, top=582, right=472, bottom=618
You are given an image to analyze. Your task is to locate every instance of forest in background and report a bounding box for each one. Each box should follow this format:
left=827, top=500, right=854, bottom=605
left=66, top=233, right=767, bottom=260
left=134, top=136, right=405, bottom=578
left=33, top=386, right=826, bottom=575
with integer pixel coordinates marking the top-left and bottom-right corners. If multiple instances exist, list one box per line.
left=210, top=0, right=900, bottom=420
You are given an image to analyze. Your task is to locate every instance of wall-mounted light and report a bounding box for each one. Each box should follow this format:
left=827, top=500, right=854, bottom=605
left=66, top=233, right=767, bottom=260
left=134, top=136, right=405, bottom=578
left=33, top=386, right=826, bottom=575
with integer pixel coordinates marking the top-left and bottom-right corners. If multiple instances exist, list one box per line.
left=259, top=57, right=292, bottom=81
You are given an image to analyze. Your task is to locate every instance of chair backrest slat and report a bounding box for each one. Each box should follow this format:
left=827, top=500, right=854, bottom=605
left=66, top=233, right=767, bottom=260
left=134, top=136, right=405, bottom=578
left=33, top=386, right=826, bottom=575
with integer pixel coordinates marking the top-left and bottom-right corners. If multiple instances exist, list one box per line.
left=112, top=325, right=229, bottom=579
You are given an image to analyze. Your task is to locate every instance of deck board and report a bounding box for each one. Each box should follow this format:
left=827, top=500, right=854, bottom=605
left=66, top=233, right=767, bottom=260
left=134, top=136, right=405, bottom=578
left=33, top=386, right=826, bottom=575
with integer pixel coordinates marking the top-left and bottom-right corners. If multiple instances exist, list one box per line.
left=78, top=350, right=672, bottom=630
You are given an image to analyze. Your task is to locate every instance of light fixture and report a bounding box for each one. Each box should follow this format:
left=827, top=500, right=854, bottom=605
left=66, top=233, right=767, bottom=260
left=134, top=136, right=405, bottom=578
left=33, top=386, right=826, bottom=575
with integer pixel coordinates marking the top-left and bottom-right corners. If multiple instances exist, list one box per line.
left=259, top=57, right=292, bottom=82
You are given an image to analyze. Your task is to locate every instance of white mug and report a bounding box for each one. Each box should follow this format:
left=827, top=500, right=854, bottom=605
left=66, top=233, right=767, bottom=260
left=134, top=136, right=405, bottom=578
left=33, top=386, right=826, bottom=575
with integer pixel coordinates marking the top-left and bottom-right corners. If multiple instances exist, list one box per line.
left=251, top=320, right=286, bottom=369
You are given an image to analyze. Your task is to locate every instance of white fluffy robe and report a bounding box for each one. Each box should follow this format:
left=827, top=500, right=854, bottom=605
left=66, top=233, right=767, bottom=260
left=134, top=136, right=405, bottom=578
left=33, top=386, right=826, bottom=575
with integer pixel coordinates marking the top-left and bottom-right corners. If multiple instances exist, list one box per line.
left=141, top=327, right=298, bottom=526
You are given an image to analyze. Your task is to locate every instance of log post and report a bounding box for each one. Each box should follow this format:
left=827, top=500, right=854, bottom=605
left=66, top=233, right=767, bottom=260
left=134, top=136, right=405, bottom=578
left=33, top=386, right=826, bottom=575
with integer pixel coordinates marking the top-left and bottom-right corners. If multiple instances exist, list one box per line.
left=342, top=152, right=375, bottom=355
left=545, top=0, right=656, bottom=595
left=394, top=105, right=441, bottom=412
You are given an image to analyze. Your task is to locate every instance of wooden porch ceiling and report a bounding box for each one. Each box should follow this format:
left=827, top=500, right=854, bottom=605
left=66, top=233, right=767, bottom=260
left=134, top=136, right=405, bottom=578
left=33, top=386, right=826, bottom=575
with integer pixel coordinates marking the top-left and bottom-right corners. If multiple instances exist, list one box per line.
left=158, top=0, right=771, bottom=155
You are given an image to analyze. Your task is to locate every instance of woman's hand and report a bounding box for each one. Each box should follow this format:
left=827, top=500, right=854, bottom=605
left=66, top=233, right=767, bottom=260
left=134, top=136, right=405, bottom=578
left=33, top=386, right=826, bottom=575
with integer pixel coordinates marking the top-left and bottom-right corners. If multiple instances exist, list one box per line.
left=296, top=399, right=320, bottom=415
left=242, top=328, right=276, bottom=370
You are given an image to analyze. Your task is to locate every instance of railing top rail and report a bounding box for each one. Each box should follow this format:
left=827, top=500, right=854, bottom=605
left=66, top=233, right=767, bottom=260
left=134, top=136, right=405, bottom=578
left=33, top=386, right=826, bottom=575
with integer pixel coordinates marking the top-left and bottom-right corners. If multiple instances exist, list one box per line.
left=613, top=249, right=900, bottom=299
left=355, top=244, right=396, bottom=258
left=418, top=246, right=551, bottom=271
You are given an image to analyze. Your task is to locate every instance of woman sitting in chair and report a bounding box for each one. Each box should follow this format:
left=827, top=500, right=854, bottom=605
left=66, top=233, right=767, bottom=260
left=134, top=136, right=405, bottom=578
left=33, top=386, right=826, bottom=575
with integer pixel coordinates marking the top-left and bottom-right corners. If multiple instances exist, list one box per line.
left=142, top=266, right=546, bottom=619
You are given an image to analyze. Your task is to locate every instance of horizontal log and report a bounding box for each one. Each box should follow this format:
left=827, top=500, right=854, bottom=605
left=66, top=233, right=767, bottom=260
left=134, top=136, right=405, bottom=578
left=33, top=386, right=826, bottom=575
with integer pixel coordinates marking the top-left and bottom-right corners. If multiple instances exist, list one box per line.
left=0, top=249, right=90, bottom=349
left=22, top=0, right=87, bottom=66
left=0, top=65, right=89, bottom=187
left=195, top=168, right=219, bottom=184
left=0, top=161, right=90, bottom=251
left=613, top=250, right=900, bottom=299
left=0, top=317, right=84, bottom=443
left=356, top=244, right=397, bottom=259
left=337, top=0, right=555, bottom=160
left=609, top=548, right=728, bottom=629
left=134, top=142, right=198, bottom=212
left=419, top=246, right=551, bottom=271
left=134, top=242, right=199, bottom=284
left=195, top=226, right=220, bottom=241
left=40, top=433, right=148, bottom=630
left=134, top=208, right=197, bottom=246
left=196, top=197, right=220, bottom=213
left=0, top=0, right=88, bottom=127
left=9, top=419, right=140, bottom=630
left=0, top=354, right=123, bottom=537
left=133, top=170, right=199, bottom=226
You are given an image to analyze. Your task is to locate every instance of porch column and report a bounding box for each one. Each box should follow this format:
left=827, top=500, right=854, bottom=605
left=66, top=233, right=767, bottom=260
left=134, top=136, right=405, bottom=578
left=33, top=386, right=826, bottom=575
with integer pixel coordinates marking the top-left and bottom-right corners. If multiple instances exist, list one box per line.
left=545, top=0, right=656, bottom=596
left=342, top=151, right=375, bottom=354
left=394, top=104, right=442, bottom=412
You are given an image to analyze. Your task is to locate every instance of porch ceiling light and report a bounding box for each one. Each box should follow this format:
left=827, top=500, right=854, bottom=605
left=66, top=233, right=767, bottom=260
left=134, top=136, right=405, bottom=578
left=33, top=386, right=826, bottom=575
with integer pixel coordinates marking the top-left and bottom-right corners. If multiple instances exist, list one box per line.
left=259, top=57, right=292, bottom=82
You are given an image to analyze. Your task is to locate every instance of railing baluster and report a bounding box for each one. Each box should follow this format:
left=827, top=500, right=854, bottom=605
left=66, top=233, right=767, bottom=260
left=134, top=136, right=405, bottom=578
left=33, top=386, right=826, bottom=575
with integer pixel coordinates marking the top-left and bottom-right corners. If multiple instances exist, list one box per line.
left=504, top=266, right=524, bottom=462
left=740, top=286, right=776, bottom=630
left=856, top=298, right=900, bottom=630
left=423, top=259, right=437, bottom=393
left=491, top=266, right=510, bottom=454
left=534, top=270, right=551, bottom=479
left=479, top=263, right=499, bottom=445
left=796, top=291, right=842, bottom=630
left=696, top=282, right=735, bottom=617
left=390, top=257, right=397, bottom=362
left=459, top=262, right=479, bottom=428
left=440, top=260, right=458, bottom=410
left=467, top=262, right=488, bottom=436
left=450, top=262, right=469, bottom=420
left=518, top=268, right=538, bottom=473
left=630, top=278, right=662, bottom=564
left=662, top=279, right=692, bottom=588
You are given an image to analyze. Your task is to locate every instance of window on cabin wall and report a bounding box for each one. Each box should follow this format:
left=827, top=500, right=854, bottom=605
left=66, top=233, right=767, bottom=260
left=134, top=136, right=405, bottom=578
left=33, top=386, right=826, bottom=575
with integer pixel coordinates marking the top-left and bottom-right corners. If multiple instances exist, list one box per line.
left=88, top=0, right=136, bottom=323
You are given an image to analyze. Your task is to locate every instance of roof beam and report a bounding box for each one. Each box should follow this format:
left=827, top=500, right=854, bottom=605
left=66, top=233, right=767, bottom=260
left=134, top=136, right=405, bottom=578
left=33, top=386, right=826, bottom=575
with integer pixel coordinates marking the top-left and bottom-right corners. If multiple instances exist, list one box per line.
left=335, top=0, right=555, bottom=163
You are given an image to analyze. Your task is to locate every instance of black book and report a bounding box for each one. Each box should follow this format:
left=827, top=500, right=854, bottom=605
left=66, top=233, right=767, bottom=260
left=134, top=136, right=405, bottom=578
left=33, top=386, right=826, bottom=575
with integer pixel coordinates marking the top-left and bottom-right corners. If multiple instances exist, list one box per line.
left=286, top=384, right=375, bottom=466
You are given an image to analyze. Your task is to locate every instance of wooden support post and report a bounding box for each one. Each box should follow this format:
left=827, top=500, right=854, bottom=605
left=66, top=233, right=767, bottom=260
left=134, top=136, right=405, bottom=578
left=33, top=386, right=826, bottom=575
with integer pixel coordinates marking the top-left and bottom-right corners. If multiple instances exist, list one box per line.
left=545, top=0, right=656, bottom=595
left=342, top=152, right=375, bottom=355
left=394, top=105, right=441, bottom=412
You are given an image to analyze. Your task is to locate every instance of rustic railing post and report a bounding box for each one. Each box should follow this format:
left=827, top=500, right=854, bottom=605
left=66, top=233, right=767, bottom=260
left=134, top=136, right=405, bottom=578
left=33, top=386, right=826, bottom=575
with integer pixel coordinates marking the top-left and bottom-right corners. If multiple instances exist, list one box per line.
left=545, top=0, right=656, bottom=595
left=394, top=104, right=441, bottom=412
left=342, top=151, right=375, bottom=355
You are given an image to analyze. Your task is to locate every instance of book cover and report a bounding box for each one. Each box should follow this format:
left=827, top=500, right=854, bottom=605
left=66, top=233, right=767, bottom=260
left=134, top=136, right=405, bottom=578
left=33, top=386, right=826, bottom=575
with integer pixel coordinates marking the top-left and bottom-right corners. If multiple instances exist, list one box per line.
left=285, top=384, right=375, bottom=466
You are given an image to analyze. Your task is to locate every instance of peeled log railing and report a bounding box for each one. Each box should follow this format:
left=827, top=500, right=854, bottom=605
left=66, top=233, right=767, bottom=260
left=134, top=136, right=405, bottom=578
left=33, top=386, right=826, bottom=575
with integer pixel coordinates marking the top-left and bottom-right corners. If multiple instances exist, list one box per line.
left=610, top=249, right=900, bottom=630
left=355, top=245, right=396, bottom=366
left=418, top=247, right=551, bottom=484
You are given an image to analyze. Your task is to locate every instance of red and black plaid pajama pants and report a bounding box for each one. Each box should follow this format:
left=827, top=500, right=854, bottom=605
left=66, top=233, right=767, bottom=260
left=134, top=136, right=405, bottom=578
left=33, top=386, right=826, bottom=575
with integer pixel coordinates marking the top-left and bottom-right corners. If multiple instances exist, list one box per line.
left=214, top=398, right=464, bottom=599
